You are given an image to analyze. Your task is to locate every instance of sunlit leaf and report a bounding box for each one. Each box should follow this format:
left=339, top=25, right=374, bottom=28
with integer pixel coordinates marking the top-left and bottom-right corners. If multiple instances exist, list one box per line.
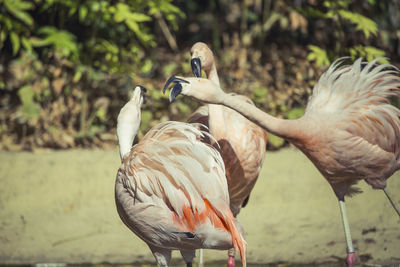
left=21, top=36, right=32, bottom=52
left=338, top=10, right=377, bottom=38
left=268, top=133, right=285, bottom=148
left=73, top=71, right=83, bottom=83
left=79, top=6, right=88, bottom=21
left=18, top=85, right=40, bottom=121
left=4, top=0, right=34, bottom=27
left=33, top=27, right=78, bottom=58
left=141, top=59, right=153, bottom=74
left=307, top=45, right=330, bottom=67
left=0, top=31, right=7, bottom=44
left=10, top=32, right=20, bottom=55
left=349, top=45, right=388, bottom=63
left=286, top=107, right=305, bottom=120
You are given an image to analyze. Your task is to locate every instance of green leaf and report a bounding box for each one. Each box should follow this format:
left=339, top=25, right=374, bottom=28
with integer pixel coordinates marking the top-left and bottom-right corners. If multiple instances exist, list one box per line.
left=141, top=59, right=153, bottom=74
left=337, top=10, right=377, bottom=38
left=307, top=45, right=330, bottom=67
left=79, top=6, right=88, bottom=21
left=286, top=107, right=305, bottom=120
left=73, top=71, right=83, bottom=83
left=125, top=19, right=139, bottom=33
left=18, top=85, right=40, bottom=120
left=262, top=12, right=282, bottom=32
left=131, top=13, right=152, bottom=22
left=95, top=108, right=106, bottom=122
left=268, top=133, right=285, bottom=148
left=10, top=32, right=20, bottom=55
left=253, top=87, right=268, bottom=97
left=4, top=0, right=34, bottom=27
left=349, top=45, right=388, bottom=63
left=0, top=31, right=7, bottom=43
left=33, top=27, right=78, bottom=58
left=21, top=36, right=32, bottom=52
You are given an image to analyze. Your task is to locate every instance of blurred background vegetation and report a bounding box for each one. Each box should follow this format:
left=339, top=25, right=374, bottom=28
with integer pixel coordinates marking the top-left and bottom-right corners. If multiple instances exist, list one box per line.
left=0, top=0, right=399, bottom=150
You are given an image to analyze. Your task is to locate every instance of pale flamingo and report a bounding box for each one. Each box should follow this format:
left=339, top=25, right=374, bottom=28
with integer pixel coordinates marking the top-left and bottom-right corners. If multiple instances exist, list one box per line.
left=187, top=42, right=268, bottom=267
left=163, top=58, right=400, bottom=267
left=115, top=86, right=247, bottom=267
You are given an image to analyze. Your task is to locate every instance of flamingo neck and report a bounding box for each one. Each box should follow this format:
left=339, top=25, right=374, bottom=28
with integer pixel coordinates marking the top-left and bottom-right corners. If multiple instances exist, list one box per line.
left=208, top=64, right=220, bottom=87
left=206, top=63, right=226, bottom=137
left=220, top=93, right=304, bottom=142
left=117, top=113, right=140, bottom=161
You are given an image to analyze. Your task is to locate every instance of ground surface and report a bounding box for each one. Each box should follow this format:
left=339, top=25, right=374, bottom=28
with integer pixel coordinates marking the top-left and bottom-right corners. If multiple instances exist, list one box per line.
left=0, top=148, right=399, bottom=266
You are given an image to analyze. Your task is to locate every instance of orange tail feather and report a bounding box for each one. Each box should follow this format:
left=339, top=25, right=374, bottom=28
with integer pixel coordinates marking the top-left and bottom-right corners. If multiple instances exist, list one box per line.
left=204, top=199, right=247, bottom=267
left=225, top=211, right=247, bottom=267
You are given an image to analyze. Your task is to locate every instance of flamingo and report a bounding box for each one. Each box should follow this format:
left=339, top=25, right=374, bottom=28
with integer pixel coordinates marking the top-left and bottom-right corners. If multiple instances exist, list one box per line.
left=187, top=42, right=268, bottom=267
left=115, top=85, right=247, bottom=267
left=162, top=58, right=400, bottom=267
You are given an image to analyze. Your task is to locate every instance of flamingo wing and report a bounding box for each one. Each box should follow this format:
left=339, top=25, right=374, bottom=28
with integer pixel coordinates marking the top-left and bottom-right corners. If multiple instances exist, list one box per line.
left=116, top=121, right=246, bottom=257
left=187, top=105, right=209, bottom=128
left=306, top=58, right=400, bottom=160
left=217, top=94, right=268, bottom=214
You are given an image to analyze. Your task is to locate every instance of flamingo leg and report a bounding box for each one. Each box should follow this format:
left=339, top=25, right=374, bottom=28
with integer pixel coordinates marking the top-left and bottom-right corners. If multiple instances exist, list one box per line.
left=149, top=245, right=171, bottom=267
left=383, top=187, right=400, bottom=217
left=227, top=247, right=235, bottom=267
left=339, top=199, right=356, bottom=267
left=197, top=249, right=204, bottom=267
left=180, top=249, right=196, bottom=267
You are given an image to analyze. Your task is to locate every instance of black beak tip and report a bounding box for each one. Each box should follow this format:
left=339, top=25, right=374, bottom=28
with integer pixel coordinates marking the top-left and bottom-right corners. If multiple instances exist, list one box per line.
left=169, top=83, right=182, bottom=103
left=137, top=85, right=147, bottom=93
left=191, top=57, right=202, bottom=78
left=162, top=76, right=189, bottom=95
left=136, top=85, right=147, bottom=104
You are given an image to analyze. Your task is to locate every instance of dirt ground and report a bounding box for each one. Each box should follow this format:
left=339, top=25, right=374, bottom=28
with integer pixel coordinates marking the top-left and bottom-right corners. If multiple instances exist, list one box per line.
left=0, top=148, right=399, bottom=266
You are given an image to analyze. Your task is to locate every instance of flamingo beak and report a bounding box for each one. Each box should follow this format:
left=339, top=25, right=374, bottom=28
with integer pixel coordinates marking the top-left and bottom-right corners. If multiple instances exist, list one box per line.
left=137, top=85, right=147, bottom=104
left=162, top=76, right=189, bottom=102
left=191, top=57, right=202, bottom=78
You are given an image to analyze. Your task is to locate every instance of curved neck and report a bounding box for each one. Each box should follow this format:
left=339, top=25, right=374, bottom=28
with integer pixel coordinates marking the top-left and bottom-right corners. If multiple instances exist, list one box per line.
left=220, top=94, right=304, bottom=142
left=117, top=114, right=140, bottom=161
left=208, top=103, right=225, bottom=137
left=206, top=63, right=225, bottom=135
left=207, top=64, right=220, bottom=87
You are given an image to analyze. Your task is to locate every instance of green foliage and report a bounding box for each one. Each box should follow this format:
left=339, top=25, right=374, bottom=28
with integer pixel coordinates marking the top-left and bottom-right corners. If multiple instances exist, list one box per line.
left=268, top=133, right=285, bottom=149
left=335, top=10, right=377, bottom=39
left=253, top=87, right=268, bottom=105
left=32, top=27, right=79, bottom=58
left=285, top=107, right=305, bottom=120
left=1, top=0, right=184, bottom=74
left=0, top=0, right=185, bottom=149
left=349, top=46, right=388, bottom=63
left=303, top=0, right=384, bottom=67
left=0, top=0, right=34, bottom=54
left=307, top=45, right=330, bottom=67
left=17, top=85, right=40, bottom=124
left=1, top=0, right=398, bottom=150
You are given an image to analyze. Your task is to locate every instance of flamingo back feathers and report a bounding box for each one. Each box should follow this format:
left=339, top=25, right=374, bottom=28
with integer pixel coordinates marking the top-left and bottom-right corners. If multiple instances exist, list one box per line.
left=118, top=121, right=247, bottom=265
left=306, top=58, right=400, bottom=160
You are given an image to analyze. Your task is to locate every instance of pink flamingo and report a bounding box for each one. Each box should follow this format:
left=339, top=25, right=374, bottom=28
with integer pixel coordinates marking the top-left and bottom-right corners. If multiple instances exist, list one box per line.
left=187, top=42, right=268, bottom=267
left=115, top=86, right=247, bottom=267
left=163, top=58, right=400, bottom=267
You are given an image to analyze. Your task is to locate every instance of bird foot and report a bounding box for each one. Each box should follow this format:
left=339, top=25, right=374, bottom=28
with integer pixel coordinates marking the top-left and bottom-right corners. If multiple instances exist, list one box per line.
left=346, top=252, right=356, bottom=267
left=227, top=255, right=235, bottom=267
